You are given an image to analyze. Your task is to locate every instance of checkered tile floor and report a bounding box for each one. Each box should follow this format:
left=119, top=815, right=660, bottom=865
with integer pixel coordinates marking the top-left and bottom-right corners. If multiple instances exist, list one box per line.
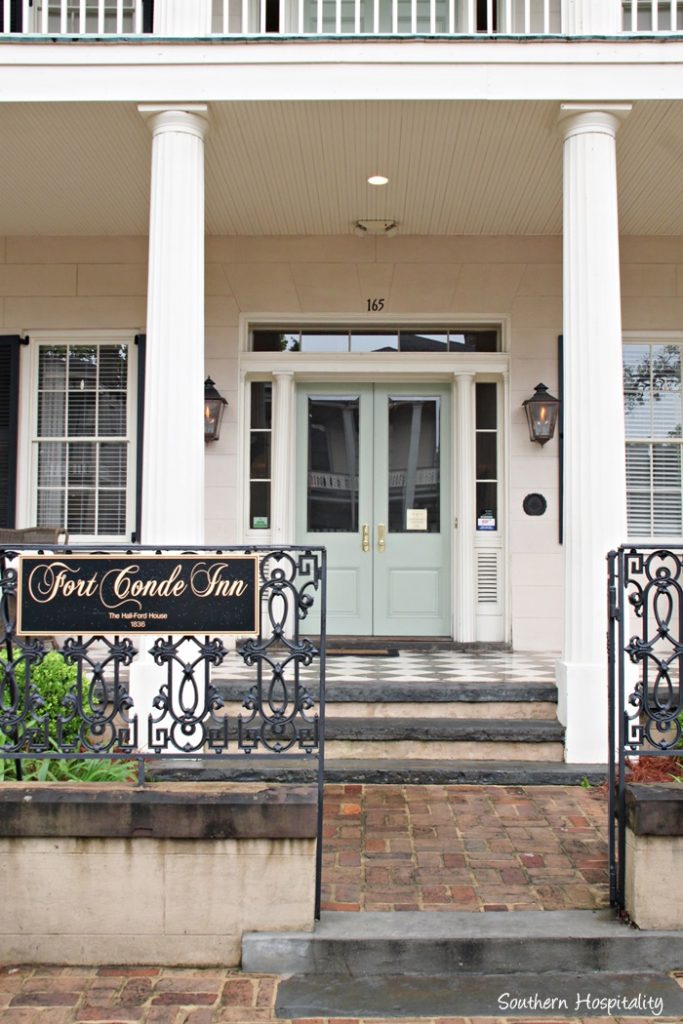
left=222, top=649, right=558, bottom=684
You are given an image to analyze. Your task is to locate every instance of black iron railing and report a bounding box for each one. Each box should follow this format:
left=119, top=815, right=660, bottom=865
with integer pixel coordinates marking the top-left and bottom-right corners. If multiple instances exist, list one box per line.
left=608, top=545, right=683, bottom=911
left=0, top=543, right=327, bottom=915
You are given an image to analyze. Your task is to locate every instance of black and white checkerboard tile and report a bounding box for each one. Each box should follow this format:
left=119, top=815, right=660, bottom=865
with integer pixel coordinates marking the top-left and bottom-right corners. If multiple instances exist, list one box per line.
left=221, top=649, right=557, bottom=684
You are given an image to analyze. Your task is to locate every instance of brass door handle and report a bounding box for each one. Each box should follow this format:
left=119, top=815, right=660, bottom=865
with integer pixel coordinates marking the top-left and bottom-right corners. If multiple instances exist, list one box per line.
left=362, top=524, right=370, bottom=552
left=377, top=523, right=386, bottom=553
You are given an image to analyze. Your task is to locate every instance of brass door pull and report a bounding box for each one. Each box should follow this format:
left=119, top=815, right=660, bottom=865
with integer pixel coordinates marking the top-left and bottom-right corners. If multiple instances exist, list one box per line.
left=377, top=523, right=386, bottom=553
left=362, top=524, right=370, bottom=552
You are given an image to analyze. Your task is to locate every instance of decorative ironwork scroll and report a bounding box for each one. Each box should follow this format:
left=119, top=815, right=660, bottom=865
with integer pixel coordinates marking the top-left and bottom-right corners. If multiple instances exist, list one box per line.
left=608, top=545, right=683, bottom=912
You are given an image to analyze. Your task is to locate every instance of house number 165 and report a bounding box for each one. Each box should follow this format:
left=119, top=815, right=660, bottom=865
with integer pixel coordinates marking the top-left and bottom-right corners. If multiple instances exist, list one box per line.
left=367, top=298, right=385, bottom=311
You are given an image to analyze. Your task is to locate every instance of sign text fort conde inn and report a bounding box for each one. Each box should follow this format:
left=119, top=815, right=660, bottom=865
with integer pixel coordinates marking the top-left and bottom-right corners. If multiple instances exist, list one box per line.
left=17, top=555, right=260, bottom=635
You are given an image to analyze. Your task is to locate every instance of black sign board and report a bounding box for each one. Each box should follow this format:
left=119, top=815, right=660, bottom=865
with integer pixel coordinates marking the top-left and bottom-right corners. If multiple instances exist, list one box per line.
left=17, top=555, right=260, bottom=636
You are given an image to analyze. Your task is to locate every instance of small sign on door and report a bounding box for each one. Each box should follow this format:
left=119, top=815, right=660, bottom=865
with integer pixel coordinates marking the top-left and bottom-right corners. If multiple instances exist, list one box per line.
left=406, top=508, right=428, bottom=531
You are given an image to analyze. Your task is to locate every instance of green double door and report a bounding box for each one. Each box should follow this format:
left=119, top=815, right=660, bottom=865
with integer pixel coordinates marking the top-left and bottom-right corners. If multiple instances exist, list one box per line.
left=296, top=383, right=451, bottom=636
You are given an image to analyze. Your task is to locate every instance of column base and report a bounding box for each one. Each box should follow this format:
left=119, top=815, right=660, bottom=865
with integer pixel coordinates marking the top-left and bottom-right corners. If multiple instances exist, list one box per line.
left=556, top=659, right=608, bottom=764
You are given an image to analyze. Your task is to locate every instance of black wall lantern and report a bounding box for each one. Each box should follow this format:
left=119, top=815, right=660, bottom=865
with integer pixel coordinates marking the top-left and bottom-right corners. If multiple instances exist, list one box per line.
left=523, top=383, right=560, bottom=446
left=204, top=377, right=227, bottom=443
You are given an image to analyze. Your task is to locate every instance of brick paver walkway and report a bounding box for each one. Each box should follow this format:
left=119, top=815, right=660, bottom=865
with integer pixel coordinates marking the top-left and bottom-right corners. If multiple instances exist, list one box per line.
left=0, top=784, right=625, bottom=1023
left=322, top=784, right=609, bottom=912
left=0, top=965, right=680, bottom=1023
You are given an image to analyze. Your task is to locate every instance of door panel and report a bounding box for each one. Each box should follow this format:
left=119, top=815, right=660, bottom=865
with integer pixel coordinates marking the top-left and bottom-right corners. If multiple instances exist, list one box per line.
left=296, top=383, right=451, bottom=636
left=297, top=385, right=373, bottom=635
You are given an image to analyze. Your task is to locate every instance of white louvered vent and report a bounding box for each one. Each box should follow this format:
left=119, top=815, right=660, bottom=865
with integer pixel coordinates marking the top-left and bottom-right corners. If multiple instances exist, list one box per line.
left=476, top=550, right=499, bottom=605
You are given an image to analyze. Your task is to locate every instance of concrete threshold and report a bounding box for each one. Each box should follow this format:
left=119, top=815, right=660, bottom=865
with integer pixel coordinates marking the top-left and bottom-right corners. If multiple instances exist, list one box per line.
left=243, top=909, right=683, bottom=977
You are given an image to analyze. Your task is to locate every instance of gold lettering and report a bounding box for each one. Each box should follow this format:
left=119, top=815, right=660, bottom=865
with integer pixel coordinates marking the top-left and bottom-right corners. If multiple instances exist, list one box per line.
left=190, top=562, right=249, bottom=599
left=27, top=562, right=98, bottom=604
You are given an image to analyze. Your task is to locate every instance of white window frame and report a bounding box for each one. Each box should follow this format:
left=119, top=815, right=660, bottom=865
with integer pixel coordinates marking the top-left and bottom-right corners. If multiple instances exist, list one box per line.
left=623, top=331, right=683, bottom=543
left=16, top=330, right=139, bottom=542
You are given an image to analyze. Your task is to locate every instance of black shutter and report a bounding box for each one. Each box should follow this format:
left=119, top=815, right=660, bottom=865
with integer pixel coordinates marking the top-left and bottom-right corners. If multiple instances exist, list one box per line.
left=142, top=0, right=154, bottom=33
left=133, top=334, right=146, bottom=542
left=0, top=336, right=21, bottom=528
left=0, top=0, right=24, bottom=33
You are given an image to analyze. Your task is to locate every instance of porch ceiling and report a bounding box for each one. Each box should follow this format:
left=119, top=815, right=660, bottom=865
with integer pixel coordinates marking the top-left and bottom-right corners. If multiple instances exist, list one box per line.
left=0, top=98, right=682, bottom=236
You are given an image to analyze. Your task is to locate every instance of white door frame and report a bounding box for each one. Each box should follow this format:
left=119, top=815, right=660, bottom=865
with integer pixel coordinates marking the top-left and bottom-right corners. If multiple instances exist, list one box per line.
left=238, top=313, right=510, bottom=643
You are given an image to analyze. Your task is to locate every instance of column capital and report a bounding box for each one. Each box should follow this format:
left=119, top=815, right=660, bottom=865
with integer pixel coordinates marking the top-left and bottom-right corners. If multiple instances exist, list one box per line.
left=138, top=104, right=210, bottom=140
left=558, top=103, right=632, bottom=142
left=453, top=370, right=476, bottom=382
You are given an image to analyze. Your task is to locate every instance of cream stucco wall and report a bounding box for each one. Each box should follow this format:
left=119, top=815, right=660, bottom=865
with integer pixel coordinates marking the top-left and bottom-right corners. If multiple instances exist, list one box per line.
left=3, top=233, right=682, bottom=650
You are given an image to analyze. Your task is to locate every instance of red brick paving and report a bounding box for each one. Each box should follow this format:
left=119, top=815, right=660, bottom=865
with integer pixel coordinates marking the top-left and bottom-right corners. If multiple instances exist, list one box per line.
left=0, top=785, right=642, bottom=1023
left=0, top=966, right=678, bottom=1023
left=322, top=784, right=609, bottom=912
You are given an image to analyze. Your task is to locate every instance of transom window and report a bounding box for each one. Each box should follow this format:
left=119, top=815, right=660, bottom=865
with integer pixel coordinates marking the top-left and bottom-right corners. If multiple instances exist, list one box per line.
left=252, top=327, right=499, bottom=354
left=33, top=339, right=133, bottom=538
left=624, top=340, right=683, bottom=537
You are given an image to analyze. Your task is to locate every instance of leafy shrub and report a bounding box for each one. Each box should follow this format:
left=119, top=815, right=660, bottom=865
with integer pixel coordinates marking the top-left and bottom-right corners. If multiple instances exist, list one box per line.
left=0, top=650, right=85, bottom=746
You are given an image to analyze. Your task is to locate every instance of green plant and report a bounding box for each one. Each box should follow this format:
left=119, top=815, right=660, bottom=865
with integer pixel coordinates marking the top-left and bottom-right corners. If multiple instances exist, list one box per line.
left=0, top=650, right=89, bottom=746
left=580, top=776, right=591, bottom=789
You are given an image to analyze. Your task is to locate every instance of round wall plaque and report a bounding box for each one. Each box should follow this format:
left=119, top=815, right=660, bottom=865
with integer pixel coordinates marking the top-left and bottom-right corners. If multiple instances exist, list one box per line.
left=523, top=493, right=547, bottom=517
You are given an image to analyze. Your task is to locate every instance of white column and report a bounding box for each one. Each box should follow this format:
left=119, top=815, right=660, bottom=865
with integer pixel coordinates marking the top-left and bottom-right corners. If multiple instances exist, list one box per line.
left=154, top=0, right=213, bottom=34
left=271, top=372, right=295, bottom=544
left=557, top=103, right=631, bottom=763
left=454, top=372, right=476, bottom=643
left=562, top=0, right=621, bottom=33
left=138, top=104, right=209, bottom=547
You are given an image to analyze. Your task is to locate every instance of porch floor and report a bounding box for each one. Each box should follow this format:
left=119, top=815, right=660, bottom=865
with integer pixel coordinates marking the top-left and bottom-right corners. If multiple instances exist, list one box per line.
left=226, top=648, right=558, bottom=685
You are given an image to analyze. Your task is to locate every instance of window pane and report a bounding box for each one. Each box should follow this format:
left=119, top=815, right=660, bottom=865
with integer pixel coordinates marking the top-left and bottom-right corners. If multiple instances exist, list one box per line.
left=477, top=481, right=498, bottom=529
left=68, top=441, right=96, bottom=486
left=651, top=344, right=681, bottom=438
left=400, top=332, right=448, bottom=352
left=301, top=332, right=349, bottom=353
left=476, top=433, right=497, bottom=480
left=653, top=444, right=681, bottom=488
left=99, top=443, right=127, bottom=488
left=37, top=489, right=64, bottom=528
left=250, top=481, right=270, bottom=525
left=68, top=392, right=96, bottom=436
left=67, top=490, right=96, bottom=534
left=626, top=443, right=651, bottom=490
left=250, top=433, right=271, bottom=479
left=476, top=383, right=497, bottom=430
left=252, top=331, right=300, bottom=352
left=251, top=383, right=272, bottom=429
left=38, top=347, right=66, bottom=390
left=388, top=397, right=440, bottom=533
left=37, top=391, right=65, bottom=437
left=624, top=344, right=652, bottom=438
left=654, top=492, right=682, bottom=535
left=38, top=442, right=66, bottom=487
left=627, top=491, right=651, bottom=537
left=99, top=345, right=128, bottom=390
left=98, top=392, right=127, bottom=436
left=98, top=490, right=127, bottom=536
left=307, top=397, right=359, bottom=532
left=68, top=346, right=97, bottom=390
left=450, top=330, right=498, bottom=352
left=350, top=332, right=398, bottom=353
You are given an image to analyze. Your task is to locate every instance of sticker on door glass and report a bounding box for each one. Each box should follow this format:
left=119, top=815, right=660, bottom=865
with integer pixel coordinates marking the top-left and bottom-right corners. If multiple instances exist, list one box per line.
left=477, top=510, right=496, bottom=531
left=406, top=508, right=428, bottom=531
left=252, top=516, right=269, bottom=529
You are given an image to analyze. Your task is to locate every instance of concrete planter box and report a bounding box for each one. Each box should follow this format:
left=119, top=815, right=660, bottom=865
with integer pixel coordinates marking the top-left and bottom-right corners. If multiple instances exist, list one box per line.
left=625, top=782, right=683, bottom=930
left=0, top=782, right=317, bottom=966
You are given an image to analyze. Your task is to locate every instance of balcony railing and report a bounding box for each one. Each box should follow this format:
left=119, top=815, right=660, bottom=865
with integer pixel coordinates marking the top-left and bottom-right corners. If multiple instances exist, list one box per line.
left=1, top=0, right=681, bottom=36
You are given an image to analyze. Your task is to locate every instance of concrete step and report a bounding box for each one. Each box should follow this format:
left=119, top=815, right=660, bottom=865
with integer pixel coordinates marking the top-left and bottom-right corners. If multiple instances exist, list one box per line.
left=216, top=679, right=559, bottom=720
left=320, top=716, right=565, bottom=761
left=275, top=970, right=683, bottom=1018
left=151, top=758, right=607, bottom=786
left=243, top=909, right=683, bottom=978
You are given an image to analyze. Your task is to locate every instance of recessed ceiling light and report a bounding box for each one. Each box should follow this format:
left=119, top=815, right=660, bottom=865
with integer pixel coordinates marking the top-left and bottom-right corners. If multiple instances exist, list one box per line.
left=367, top=175, right=389, bottom=186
